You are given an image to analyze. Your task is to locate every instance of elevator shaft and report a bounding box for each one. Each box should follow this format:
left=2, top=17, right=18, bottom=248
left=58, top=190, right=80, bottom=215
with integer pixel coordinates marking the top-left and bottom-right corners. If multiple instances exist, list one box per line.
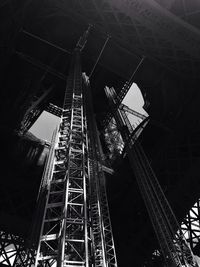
left=34, top=45, right=117, bottom=266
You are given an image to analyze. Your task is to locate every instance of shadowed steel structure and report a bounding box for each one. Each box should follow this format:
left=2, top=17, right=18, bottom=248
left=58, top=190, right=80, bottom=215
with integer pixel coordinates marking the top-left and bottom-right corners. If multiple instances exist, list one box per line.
left=105, top=86, right=198, bottom=267
left=2, top=1, right=200, bottom=266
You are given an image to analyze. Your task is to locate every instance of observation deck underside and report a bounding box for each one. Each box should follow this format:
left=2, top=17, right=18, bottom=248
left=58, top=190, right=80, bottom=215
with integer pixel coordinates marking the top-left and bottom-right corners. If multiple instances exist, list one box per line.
left=1, top=0, right=200, bottom=266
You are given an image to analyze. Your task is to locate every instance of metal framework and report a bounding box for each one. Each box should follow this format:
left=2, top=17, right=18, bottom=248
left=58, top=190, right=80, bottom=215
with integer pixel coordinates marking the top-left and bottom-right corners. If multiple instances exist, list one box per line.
left=19, top=84, right=54, bottom=135
left=104, top=117, right=124, bottom=161
left=105, top=86, right=198, bottom=267
left=47, top=0, right=200, bottom=79
left=181, top=199, right=200, bottom=251
left=46, top=103, right=63, bottom=118
left=34, top=32, right=117, bottom=266
left=84, top=76, right=117, bottom=267
left=0, top=230, right=35, bottom=267
left=103, top=85, right=150, bottom=161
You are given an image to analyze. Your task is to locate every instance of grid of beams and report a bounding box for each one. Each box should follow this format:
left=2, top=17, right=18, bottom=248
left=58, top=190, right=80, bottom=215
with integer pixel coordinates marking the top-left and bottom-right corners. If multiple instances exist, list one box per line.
left=38, top=0, right=200, bottom=79
left=35, top=50, right=90, bottom=267
left=181, top=199, right=200, bottom=251
left=84, top=77, right=118, bottom=267
left=0, top=230, right=35, bottom=267
left=34, top=47, right=117, bottom=266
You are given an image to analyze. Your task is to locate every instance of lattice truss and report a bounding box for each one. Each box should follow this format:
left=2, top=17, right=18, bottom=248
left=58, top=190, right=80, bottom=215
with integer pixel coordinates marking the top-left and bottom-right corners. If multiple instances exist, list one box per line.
left=149, top=199, right=200, bottom=263
left=35, top=0, right=200, bottom=78
left=181, top=199, right=200, bottom=251
left=0, top=230, right=35, bottom=267
left=35, top=51, right=90, bottom=266
left=84, top=77, right=117, bottom=267
left=35, top=49, right=117, bottom=267
left=103, top=86, right=148, bottom=161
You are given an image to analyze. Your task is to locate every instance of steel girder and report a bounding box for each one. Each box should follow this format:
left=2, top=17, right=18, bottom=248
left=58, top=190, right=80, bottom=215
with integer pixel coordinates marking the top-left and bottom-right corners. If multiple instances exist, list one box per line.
left=181, top=199, right=200, bottom=252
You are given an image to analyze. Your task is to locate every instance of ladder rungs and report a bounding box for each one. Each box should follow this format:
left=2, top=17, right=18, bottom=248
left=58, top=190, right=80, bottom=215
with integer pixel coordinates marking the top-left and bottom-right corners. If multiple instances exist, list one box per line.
left=68, top=203, right=83, bottom=206
left=65, top=239, right=84, bottom=243
left=68, top=188, right=83, bottom=193
left=44, top=217, right=62, bottom=222
left=38, top=255, right=57, bottom=260
left=41, top=234, right=58, bottom=241
left=64, top=260, right=84, bottom=264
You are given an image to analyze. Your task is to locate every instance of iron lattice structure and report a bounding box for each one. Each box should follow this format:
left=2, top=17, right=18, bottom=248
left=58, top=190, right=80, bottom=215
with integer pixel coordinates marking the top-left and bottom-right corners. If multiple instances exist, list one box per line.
left=105, top=86, right=198, bottom=267
left=181, top=199, right=200, bottom=251
left=0, top=230, right=35, bottom=267
left=35, top=45, right=117, bottom=266
left=34, top=0, right=200, bottom=79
